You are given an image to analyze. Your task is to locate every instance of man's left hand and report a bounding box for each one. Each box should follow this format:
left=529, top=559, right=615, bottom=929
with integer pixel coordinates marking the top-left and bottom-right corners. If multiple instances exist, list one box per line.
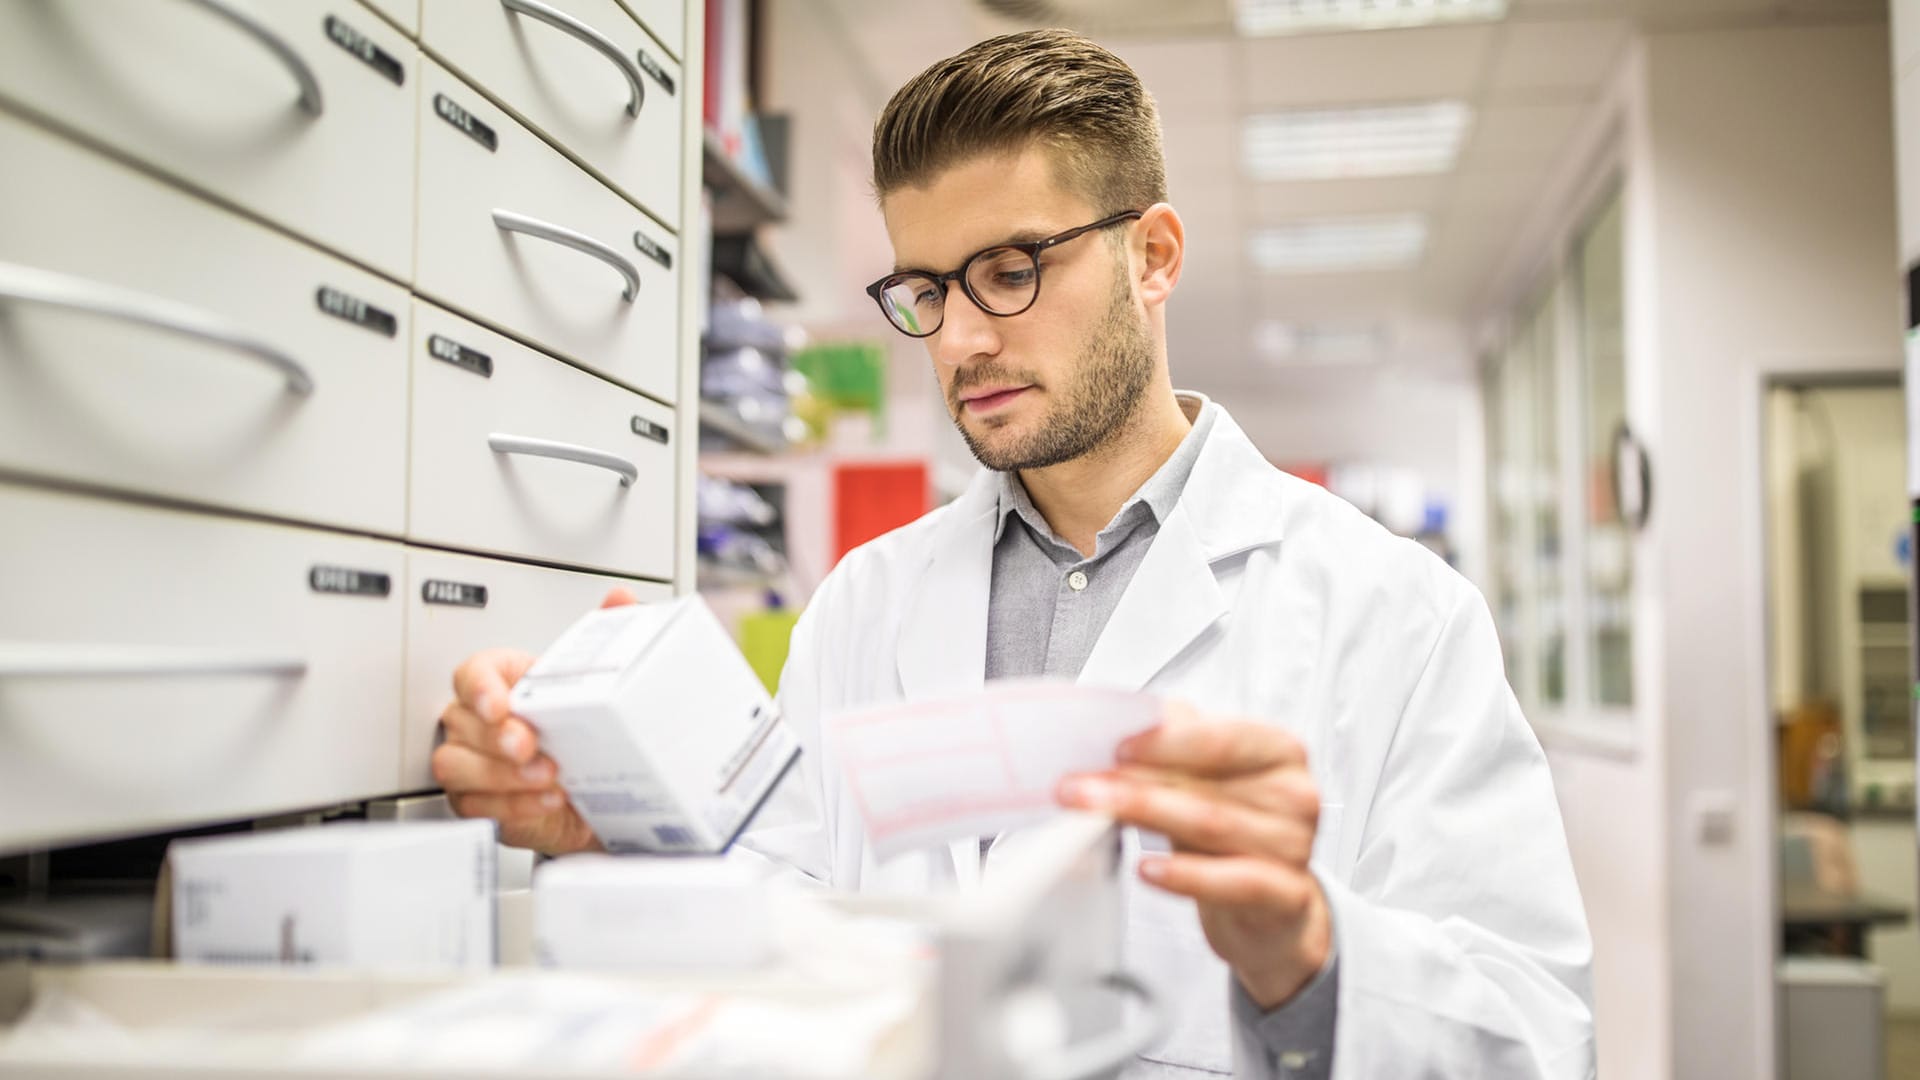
left=1056, top=701, right=1332, bottom=1010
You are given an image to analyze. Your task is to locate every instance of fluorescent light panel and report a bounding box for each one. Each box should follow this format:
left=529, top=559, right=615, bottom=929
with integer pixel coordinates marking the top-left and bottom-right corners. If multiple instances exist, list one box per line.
left=1243, top=102, right=1472, bottom=181
left=1236, top=0, right=1508, bottom=36
left=1249, top=215, right=1427, bottom=273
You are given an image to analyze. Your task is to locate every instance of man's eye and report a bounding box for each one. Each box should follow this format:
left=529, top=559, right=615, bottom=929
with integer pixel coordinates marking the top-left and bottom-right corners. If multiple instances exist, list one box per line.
left=994, top=267, right=1036, bottom=287
left=916, top=286, right=944, bottom=306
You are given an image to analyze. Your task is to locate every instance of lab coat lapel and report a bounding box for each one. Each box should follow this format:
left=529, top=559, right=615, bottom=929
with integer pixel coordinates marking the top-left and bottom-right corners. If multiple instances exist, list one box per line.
left=894, top=471, right=996, bottom=703
left=1076, top=505, right=1226, bottom=692
left=1076, top=402, right=1289, bottom=693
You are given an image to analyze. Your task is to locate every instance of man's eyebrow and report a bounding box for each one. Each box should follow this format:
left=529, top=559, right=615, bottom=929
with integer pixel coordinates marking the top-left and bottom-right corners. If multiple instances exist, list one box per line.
left=890, top=225, right=1060, bottom=274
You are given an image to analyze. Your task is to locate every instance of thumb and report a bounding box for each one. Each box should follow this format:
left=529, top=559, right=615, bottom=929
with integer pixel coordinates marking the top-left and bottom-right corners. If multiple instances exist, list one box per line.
left=599, top=586, right=640, bottom=609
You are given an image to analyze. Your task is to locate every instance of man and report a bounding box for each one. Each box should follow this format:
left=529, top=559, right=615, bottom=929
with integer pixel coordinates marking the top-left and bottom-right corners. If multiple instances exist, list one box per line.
left=432, top=29, right=1595, bottom=1079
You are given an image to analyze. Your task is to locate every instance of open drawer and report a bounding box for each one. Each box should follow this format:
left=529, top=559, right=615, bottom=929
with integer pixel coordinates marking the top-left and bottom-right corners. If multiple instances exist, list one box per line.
left=0, top=817, right=1160, bottom=1080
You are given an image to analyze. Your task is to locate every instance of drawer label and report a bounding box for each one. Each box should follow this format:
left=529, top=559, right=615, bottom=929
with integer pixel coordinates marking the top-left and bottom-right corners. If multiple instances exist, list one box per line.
left=435, top=93, right=497, bottom=152
left=631, top=416, right=671, bottom=444
left=635, top=47, right=675, bottom=95
left=324, top=15, right=405, bottom=87
left=632, top=232, right=672, bottom=270
left=309, top=565, right=392, bottom=597
left=428, top=333, right=493, bottom=378
left=422, top=579, right=489, bottom=608
left=315, top=286, right=397, bottom=337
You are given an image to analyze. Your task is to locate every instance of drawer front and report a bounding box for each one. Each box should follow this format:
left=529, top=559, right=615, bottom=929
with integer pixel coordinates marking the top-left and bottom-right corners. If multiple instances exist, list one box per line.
left=421, top=0, right=684, bottom=228
left=408, top=300, right=678, bottom=580
left=0, top=0, right=418, bottom=282
left=0, top=112, right=409, bottom=538
left=400, top=548, right=671, bottom=787
left=415, top=57, right=680, bottom=404
left=360, top=0, right=420, bottom=37
left=621, top=0, right=685, bottom=61
left=0, top=485, right=406, bottom=853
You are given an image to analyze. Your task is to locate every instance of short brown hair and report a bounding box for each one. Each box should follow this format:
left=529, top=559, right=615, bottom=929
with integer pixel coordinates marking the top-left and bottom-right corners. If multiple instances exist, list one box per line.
left=871, top=29, right=1167, bottom=215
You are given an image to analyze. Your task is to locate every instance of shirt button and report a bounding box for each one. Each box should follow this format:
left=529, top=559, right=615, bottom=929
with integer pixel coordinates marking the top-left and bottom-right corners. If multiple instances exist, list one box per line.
left=1067, top=570, right=1089, bottom=592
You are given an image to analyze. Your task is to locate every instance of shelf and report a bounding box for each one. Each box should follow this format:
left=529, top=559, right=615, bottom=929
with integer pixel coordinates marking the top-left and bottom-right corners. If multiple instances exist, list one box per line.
left=711, top=232, right=798, bottom=302
left=698, top=399, right=787, bottom=455
left=703, top=128, right=788, bottom=231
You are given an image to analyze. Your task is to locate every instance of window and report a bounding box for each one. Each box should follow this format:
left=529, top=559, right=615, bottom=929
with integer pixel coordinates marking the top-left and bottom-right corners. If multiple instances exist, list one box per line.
left=1485, top=187, right=1633, bottom=739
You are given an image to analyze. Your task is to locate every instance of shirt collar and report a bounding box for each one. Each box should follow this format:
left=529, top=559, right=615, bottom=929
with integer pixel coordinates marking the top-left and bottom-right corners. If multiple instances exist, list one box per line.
left=992, top=395, right=1219, bottom=549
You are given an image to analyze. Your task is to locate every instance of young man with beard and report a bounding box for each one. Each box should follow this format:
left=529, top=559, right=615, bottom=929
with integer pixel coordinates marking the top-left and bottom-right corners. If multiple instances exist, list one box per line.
left=431, top=29, right=1596, bottom=1079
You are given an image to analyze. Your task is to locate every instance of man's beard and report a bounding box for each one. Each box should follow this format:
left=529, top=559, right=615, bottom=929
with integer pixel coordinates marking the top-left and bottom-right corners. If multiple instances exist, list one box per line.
left=947, top=269, right=1155, bottom=473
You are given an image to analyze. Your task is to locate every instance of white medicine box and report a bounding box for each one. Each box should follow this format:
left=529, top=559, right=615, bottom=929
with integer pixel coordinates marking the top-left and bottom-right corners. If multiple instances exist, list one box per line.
left=168, top=820, right=497, bottom=971
left=509, top=596, right=800, bottom=855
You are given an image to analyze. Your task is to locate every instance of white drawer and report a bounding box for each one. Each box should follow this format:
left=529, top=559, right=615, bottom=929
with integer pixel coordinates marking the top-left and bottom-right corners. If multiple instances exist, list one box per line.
left=421, top=0, right=684, bottom=229
left=621, top=0, right=685, bottom=61
left=414, top=57, right=680, bottom=404
left=408, top=300, right=678, bottom=580
left=400, top=547, right=671, bottom=787
left=0, top=112, right=409, bottom=538
left=0, top=0, right=418, bottom=283
left=0, top=485, right=406, bottom=853
left=361, top=0, right=420, bottom=37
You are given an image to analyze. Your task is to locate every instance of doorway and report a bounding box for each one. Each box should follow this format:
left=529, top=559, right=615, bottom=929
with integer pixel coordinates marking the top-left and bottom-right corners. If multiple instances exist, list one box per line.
left=1765, top=374, right=1917, bottom=1080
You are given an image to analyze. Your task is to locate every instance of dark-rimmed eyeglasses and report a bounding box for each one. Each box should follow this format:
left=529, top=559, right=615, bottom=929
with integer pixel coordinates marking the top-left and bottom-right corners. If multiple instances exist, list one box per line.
left=864, top=210, right=1144, bottom=338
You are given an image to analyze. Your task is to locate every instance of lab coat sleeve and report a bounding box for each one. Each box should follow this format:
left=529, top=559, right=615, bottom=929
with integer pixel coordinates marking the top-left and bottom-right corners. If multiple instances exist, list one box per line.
left=1325, top=578, right=1595, bottom=1079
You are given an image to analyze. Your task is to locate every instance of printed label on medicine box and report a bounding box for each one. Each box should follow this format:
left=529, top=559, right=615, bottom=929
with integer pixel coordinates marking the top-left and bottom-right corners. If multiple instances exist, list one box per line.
left=510, top=598, right=800, bottom=854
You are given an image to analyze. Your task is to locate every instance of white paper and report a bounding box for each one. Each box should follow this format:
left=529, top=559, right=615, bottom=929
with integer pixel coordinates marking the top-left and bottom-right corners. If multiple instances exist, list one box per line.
left=824, top=680, right=1162, bottom=858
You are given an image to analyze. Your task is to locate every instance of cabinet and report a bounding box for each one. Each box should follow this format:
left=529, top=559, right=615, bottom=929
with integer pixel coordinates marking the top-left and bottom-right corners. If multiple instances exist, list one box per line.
left=0, top=0, right=705, bottom=854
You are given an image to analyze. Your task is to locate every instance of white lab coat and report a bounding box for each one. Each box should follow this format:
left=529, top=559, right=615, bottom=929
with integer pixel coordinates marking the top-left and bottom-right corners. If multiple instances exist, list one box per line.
left=743, top=397, right=1596, bottom=1078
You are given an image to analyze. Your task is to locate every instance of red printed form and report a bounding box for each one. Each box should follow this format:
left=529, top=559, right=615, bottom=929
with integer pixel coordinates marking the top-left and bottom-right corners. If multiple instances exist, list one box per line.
left=823, top=680, right=1163, bottom=858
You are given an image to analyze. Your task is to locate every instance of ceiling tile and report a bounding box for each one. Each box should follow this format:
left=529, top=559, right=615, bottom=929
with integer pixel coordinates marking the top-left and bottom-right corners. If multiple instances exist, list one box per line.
left=1452, top=101, right=1587, bottom=170
left=1247, top=174, right=1451, bottom=220
left=1487, top=19, right=1631, bottom=94
left=1110, top=39, right=1238, bottom=111
left=1236, top=24, right=1498, bottom=107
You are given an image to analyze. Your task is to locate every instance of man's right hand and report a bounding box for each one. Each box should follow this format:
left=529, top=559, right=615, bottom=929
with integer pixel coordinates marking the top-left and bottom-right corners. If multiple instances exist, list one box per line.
left=431, top=586, right=639, bottom=854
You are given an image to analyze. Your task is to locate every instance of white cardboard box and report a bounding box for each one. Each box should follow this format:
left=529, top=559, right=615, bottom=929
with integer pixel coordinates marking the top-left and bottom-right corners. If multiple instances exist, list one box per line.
left=533, top=854, right=772, bottom=971
left=168, top=820, right=496, bottom=970
left=509, top=597, right=800, bottom=855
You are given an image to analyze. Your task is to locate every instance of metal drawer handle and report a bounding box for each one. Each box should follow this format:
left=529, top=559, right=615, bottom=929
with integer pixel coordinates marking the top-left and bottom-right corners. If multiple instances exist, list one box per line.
left=500, top=0, right=645, bottom=117
left=491, top=209, right=639, bottom=302
left=0, top=643, right=307, bottom=679
left=0, top=262, right=315, bottom=396
left=177, top=0, right=324, bottom=115
left=488, top=432, right=638, bottom=487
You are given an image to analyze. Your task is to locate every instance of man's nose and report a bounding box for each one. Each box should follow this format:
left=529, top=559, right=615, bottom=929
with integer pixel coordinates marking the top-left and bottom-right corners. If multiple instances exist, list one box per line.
left=933, top=281, right=1000, bottom=366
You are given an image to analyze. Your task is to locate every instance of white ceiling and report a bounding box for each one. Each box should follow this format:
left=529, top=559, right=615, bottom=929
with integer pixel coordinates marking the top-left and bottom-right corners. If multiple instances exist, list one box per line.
left=821, top=0, right=1885, bottom=389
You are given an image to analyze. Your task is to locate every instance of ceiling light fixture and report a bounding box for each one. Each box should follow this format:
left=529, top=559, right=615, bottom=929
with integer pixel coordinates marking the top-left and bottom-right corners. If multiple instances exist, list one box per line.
left=1243, top=101, right=1472, bottom=180
left=1248, top=215, right=1428, bottom=273
left=1235, top=0, right=1508, bottom=36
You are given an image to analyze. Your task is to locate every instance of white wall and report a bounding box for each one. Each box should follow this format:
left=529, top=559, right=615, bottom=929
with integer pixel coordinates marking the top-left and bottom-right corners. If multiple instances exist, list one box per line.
left=1640, top=21, right=1901, bottom=1080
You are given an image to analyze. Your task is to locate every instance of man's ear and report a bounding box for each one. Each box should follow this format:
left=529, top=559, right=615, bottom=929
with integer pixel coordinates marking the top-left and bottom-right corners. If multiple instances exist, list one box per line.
left=1135, top=203, right=1184, bottom=307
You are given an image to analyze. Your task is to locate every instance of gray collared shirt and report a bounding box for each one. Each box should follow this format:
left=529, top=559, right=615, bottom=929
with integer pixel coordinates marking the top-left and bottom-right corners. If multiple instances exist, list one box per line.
left=981, top=399, right=1336, bottom=1078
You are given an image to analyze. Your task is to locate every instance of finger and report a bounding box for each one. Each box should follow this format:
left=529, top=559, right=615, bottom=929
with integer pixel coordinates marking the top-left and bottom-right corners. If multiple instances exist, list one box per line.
left=451, top=648, right=538, bottom=724
left=432, top=743, right=559, bottom=795
left=448, top=789, right=569, bottom=824
left=1138, top=853, right=1317, bottom=916
left=1099, top=762, right=1322, bottom=820
left=1058, top=776, right=1314, bottom=861
left=1117, top=707, right=1306, bottom=777
left=437, top=701, right=499, bottom=757
left=600, top=587, right=640, bottom=609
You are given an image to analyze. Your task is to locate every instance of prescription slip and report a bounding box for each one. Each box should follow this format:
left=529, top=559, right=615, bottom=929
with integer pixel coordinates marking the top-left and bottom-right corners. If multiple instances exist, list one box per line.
left=168, top=820, right=496, bottom=970
left=509, top=598, right=800, bottom=855
left=823, top=680, right=1162, bottom=858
